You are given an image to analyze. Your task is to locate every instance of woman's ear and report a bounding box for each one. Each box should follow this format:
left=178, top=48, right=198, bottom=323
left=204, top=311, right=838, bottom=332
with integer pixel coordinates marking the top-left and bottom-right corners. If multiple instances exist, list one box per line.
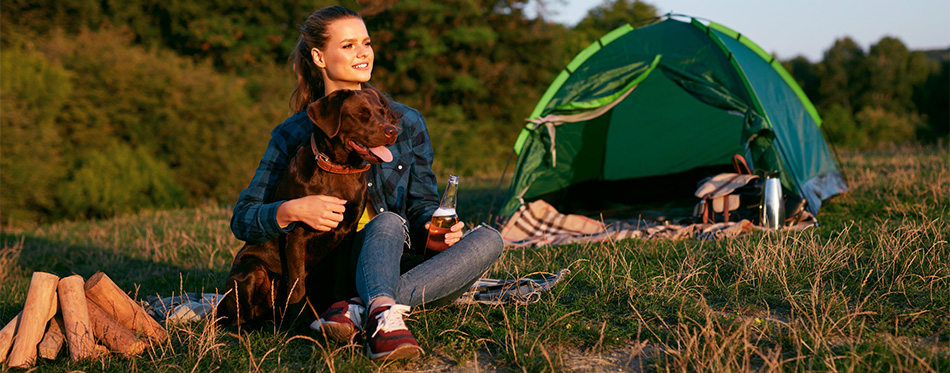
left=311, top=48, right=326, bottom=69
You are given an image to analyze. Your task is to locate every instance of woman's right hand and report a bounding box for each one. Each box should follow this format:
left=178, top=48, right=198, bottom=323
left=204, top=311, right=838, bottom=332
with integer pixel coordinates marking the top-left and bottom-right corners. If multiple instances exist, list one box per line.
left=276, top=195, right=347, bottom=231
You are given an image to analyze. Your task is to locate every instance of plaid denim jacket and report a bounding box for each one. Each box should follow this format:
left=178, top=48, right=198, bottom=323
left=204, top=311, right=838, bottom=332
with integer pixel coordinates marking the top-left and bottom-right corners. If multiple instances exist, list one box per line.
left=230, top=102, right=440, bottom=246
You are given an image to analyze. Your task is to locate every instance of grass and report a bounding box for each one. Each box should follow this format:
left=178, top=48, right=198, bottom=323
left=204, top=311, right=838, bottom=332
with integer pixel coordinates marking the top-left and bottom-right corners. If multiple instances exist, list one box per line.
left=1, top=143, right=947, bottom=372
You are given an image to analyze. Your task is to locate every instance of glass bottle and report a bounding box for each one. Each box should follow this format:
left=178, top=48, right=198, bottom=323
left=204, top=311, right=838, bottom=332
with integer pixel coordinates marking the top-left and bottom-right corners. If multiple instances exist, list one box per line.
left=425, top=175, right=459, bottom=253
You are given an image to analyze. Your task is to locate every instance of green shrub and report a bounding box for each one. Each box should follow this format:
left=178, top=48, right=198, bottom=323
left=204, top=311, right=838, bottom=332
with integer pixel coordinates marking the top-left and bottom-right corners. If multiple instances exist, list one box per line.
left=48, top=27, right=276, bottom=202
left=854, top=106, right=919, bottom=148
left=0, top=48, right=71, bottom=224
left=821, top=103, right=866, bottom=148
left=56, top=143, right=186, bottom=219
left=2, top=27, right=286, bottom=224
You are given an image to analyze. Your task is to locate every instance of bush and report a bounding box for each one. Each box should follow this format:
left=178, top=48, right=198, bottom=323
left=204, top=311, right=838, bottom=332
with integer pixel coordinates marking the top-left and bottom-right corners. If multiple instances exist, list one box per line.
left=1, top=27, right=287, bottom=224
left=426, top=105, right=516, bottom=180
left=0, top=48, right=71, bottom=224
left=56, top=143, right=186, bottom=219
left=854, top=106, right=919, bottom=148
left=47, top=27, right=277, bottom=202
left=820, top=103, right=866, bottom=148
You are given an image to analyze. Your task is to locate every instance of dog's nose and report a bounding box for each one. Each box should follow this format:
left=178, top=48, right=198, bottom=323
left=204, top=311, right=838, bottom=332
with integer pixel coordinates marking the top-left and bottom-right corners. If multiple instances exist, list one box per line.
left=384, top=126, right=398, bottom=138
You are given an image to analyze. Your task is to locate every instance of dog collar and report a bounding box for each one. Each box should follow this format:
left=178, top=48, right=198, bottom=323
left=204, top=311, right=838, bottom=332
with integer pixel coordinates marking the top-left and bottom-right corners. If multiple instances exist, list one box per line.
left=311, top=133, right=371, bottom=174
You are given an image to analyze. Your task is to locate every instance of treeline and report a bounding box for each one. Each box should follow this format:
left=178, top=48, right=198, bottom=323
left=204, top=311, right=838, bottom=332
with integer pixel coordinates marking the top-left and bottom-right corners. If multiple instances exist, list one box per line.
left=783, top=38, right=949, bottom=148
left=1, top=0, right=946, bottom=225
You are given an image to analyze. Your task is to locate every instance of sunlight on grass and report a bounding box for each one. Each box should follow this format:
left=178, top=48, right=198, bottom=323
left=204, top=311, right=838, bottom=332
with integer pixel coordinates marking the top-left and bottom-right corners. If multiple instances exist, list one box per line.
left=0, top=144, right=947, bottom=371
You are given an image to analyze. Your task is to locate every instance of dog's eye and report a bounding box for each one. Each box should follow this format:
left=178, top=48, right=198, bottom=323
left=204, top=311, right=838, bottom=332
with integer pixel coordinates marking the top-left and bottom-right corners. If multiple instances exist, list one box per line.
left=356, top=110, right=371, bottom=121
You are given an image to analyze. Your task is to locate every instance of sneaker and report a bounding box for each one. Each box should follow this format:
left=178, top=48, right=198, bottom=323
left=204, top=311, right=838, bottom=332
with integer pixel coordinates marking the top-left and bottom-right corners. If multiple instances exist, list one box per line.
left=310, top=299, right=364, bottom=342
left=365, top=304, right=423, bottom=361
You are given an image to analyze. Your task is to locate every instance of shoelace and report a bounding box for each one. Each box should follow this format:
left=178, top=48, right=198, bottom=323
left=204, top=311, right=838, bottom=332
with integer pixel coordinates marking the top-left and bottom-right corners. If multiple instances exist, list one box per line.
left=370, top=304, right=411, bottom=338
left=346, top=303, right=365, bottom=331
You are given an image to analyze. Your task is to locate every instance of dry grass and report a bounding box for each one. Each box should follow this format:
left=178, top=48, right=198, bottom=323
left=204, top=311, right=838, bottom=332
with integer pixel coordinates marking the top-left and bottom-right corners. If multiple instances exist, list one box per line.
left=0, top=144, right=947, bottom=372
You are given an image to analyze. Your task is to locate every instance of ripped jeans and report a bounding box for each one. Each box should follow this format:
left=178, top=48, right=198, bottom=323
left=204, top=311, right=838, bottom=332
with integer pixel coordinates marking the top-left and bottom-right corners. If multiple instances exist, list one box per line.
left=355, top=212, right=504, bottom=307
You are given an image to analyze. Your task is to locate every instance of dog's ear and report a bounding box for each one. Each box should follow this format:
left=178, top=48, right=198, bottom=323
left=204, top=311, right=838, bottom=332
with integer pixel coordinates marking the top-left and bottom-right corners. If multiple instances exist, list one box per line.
left=363, top=87, right=400, bottom=126
left=307, top=90, right=352, bottom=138
left=364, top=87, right=381, bottom=103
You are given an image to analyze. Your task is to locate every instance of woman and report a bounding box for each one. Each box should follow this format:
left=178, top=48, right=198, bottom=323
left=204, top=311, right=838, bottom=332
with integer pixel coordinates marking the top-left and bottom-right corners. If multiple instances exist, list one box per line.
left=229, top=6, right=504, bottom=361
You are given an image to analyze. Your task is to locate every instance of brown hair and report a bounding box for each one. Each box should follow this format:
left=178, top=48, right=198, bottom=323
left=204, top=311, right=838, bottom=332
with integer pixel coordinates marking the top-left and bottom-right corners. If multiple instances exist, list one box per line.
left=289, top=6, right=361, bottom=112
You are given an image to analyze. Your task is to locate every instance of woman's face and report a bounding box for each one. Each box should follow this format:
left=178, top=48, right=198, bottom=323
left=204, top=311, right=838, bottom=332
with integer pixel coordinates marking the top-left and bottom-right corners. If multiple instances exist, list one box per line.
left=312, top=17, right=374, bottom=94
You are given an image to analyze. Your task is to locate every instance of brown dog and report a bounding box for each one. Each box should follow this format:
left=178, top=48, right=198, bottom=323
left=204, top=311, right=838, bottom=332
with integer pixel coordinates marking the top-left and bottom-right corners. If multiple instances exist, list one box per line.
left=218, top=89, right=399, bottom=326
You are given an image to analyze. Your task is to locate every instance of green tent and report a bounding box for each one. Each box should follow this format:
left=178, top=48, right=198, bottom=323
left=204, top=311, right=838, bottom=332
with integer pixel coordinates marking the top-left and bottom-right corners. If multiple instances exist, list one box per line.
left=500, top=16, right=847, bottom=219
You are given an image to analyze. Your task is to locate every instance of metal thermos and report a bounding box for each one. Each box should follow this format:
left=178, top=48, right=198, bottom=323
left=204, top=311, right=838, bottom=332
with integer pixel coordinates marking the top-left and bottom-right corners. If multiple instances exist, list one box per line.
left=761, top=172, right=785, bottom=229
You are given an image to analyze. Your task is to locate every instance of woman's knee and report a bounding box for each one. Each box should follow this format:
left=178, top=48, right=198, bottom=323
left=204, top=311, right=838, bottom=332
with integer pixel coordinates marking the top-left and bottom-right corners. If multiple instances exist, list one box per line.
left=362, top=212, right=408, bottom=242
left=366, top=211, right=405, bottom=230
left=467, top=224, right=504, bottom=261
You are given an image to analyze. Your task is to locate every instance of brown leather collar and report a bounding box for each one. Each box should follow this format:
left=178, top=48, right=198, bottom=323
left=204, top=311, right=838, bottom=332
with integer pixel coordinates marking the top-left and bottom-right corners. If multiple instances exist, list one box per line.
left=311, top=133, right=371, bottom=174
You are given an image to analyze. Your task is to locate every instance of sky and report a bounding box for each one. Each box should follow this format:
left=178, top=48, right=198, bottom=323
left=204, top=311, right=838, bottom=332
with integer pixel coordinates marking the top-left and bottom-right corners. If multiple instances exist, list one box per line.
left=532, top=0, right=950, bottom=62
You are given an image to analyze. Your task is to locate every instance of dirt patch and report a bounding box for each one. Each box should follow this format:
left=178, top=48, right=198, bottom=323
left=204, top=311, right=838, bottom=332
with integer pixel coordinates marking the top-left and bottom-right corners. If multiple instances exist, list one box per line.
left=387, top=342, right=657, bottom=372
left=559, top=341, right=656, bottom=372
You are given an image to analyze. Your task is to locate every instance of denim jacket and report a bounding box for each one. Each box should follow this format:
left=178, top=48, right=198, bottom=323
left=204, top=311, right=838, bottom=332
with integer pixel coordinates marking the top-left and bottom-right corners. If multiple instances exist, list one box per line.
left=230, top=101, right=440, bottom=246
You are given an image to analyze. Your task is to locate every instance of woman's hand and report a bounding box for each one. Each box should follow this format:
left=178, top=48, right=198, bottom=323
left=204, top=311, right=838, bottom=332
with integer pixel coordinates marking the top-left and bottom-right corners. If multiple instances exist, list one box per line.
left=425, top=221, right=465, bottom=247
left=277, top=195, right=347, bottom=231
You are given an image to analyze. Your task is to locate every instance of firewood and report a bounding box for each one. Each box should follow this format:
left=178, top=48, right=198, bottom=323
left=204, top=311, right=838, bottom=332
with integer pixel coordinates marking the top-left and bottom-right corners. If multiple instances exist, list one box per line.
left=84, top=272, right=168, bottom=344
left=86, top=300, right=147, bottom=356
left=6, top=271, right=60, bottom=368
left=58, top=274, right=97, bottom=361
left=38, top=316, right=66, bottom=360
left=1, top=284, right=59, bottom=364
left=0, top=311, right=23, bottom=364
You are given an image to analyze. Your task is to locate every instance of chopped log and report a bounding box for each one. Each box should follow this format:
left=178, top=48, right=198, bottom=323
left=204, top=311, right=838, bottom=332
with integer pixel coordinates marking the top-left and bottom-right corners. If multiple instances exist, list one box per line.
left=38, top=316, right=66, bottom=360
left=58, top=274, right=97, bottom=361
left=84, top=272, right=167, bottom=344
left=6, top=272, right=60, bottom=368
left=86, top=300, right=147, bottom=356
left=1, top=285, right=59, bottom=364
left=0, top=311, right=23, bottom=364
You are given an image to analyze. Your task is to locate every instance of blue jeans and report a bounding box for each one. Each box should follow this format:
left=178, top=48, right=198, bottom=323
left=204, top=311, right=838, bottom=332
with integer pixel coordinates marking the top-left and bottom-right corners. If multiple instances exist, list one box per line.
left=355, top=212, right=503, bottom=307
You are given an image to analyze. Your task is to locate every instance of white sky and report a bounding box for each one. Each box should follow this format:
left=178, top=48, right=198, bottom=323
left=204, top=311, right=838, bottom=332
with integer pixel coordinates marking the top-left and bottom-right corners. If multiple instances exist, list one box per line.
left=531, top=0, right=950, bottom=62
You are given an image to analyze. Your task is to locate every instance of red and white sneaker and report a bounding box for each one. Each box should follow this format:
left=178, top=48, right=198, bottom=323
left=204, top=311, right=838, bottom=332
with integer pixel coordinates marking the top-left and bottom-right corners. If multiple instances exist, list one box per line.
left=365, top=304, right=423, bottom=361
left=310, top=299, right=364, bottom=343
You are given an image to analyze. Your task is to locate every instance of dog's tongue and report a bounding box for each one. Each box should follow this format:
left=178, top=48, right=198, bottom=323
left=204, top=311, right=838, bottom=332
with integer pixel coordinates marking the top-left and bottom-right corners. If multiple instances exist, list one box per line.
left=369, top=146, right=393, bottom=163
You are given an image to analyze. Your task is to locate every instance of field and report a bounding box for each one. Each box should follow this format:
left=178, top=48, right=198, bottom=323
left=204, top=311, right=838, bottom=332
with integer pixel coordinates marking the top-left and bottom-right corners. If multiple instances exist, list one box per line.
left=1, top=144, right=947, bottom=372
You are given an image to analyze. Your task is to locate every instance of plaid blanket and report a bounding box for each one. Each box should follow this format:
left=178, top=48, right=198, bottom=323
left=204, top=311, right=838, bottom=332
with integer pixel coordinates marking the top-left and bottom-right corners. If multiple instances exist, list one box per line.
left=146, top=293, right=222, bottom=322
left=500, top=200, right=814, bottom=248
left=454, top=269, right=570, bottom=305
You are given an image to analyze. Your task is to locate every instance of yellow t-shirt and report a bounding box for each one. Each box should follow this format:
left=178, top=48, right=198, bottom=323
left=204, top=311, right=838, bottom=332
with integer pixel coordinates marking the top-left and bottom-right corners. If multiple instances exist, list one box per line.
left=357, top=200, right=376, bottom=231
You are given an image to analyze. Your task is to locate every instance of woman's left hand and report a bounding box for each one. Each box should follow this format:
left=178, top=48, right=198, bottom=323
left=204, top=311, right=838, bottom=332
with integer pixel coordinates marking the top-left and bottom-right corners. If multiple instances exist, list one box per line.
left=425, top=221, right=465, bottom=247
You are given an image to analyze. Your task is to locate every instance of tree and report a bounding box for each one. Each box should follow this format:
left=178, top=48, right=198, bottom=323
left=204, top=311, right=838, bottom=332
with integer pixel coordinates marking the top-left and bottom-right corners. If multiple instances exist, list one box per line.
left=857, top=37, right=931, bottom=114
left=914, top=55, right=949, bottom=141
left=570, top=0, right=659, bottom=54
left=783, top=56, right=820, bottom=104
left=360, top=0, right=572, bottom=125
left=816, top=37, right=864, bottom=111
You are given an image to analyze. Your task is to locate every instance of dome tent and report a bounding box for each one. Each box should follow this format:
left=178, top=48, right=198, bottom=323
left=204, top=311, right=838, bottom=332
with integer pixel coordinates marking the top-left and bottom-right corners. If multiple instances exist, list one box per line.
left=499, top=15, right=847, bottom=221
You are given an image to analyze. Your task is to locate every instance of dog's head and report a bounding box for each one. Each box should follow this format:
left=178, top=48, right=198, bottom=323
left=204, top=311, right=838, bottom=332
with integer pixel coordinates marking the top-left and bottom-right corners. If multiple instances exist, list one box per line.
left=307, top=89, right=400, bottom=165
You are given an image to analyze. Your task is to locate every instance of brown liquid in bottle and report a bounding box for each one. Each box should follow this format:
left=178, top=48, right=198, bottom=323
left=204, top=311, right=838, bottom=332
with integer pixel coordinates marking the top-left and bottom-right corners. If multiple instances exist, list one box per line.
left=425, top=175, right=459, bottom=254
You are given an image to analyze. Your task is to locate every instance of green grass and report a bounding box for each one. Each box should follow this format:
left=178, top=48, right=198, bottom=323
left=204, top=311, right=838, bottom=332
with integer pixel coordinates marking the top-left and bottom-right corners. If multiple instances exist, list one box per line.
left=1, top=144, right=947, bottom=371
